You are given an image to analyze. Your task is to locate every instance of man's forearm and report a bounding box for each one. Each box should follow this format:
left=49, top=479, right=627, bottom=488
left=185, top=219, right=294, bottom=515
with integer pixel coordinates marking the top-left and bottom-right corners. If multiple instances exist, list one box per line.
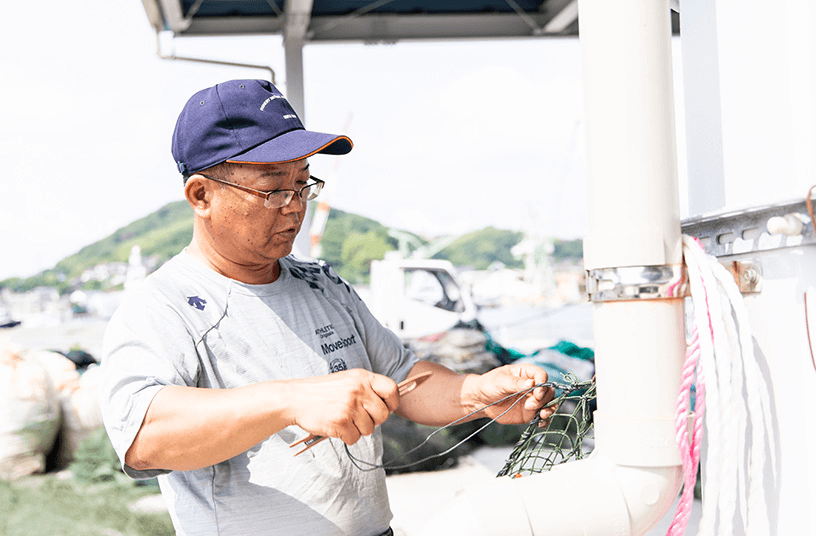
left=125, top=382, right=292, bottom=472
left=394, top=361, right=482, bottom=426
left=395, top=360, right=554, bottom=428
left=124, top=368, right=400, bottom=472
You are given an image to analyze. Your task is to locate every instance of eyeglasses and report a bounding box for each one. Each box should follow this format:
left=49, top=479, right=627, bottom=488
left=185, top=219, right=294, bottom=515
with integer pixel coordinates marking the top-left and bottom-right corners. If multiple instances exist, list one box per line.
left=198, top=174, right=324, bottom=209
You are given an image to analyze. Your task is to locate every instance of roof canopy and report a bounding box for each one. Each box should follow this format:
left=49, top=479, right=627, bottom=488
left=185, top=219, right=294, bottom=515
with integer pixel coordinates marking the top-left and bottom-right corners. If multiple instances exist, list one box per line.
left=142, top=0, right=679, bottom=42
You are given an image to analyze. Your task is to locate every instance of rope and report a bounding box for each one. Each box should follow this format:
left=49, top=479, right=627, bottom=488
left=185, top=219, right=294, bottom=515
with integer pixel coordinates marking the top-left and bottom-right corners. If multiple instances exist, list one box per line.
left=667, top=325, right=705, bottom=536
left=668, top=235, right=776, bottom=536
left=344, top=231, right=778, bottom=534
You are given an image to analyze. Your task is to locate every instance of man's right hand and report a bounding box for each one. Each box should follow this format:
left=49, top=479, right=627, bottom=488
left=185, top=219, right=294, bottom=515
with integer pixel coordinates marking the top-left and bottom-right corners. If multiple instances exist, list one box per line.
left=282, top=369, right=400, bottom=446
left=125, top=369, right=400, bottom=472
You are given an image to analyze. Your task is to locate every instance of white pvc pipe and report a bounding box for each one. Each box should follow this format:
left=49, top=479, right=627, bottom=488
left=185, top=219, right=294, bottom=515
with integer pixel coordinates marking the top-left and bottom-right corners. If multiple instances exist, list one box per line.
left=419, top=453, right=680, bottom=536
left=417, top=0, right=685, bottom=534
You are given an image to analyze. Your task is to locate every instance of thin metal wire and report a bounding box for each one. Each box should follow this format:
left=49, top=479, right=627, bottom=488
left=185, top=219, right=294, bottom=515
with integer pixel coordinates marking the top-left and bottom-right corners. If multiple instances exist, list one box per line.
left=343, top=377, right=594, bottom=473
left=345, top=381, right=557, bottom=472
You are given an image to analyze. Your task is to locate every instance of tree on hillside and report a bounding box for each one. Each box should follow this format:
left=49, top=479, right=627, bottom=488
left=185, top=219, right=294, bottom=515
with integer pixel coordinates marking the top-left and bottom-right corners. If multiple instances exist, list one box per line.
left=1, top=202, right=583, bottom=295
left=55, top=201, right=193, bottom=280
left=433, top=227, right=525, bottom=270
left=552, top=238, right=584, bottom=262
left=339, top=231, right=393, bottom=284
left=318, top=208, right=398, bottom=281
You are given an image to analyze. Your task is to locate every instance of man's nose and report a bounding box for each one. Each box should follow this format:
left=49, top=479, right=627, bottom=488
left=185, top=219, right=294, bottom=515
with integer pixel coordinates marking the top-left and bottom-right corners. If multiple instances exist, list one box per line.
left=280, top=191, right=305, bottom=213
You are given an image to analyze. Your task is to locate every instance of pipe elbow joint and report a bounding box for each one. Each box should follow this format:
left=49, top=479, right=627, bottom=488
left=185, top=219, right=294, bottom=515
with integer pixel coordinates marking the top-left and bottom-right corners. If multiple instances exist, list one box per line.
left=418, top=452, right=682, bottom=536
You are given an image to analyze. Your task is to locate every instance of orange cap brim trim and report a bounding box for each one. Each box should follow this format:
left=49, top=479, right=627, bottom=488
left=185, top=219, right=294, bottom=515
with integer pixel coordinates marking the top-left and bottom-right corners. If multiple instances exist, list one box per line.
left=226, top=136, right=353, bottom=166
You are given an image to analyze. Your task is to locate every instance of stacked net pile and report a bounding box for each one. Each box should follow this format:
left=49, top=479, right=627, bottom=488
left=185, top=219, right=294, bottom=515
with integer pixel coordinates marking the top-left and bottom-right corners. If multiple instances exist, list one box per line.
left=497, top=375, right=596, bottom=478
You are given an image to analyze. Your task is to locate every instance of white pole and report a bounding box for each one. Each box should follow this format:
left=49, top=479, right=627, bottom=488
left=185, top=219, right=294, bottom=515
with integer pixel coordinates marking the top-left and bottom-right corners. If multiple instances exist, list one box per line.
left=580, top=0, right=685, bottom=443
left=284, top=0, right=313, bottom=259
left=418, top=2, right=687, bottom=534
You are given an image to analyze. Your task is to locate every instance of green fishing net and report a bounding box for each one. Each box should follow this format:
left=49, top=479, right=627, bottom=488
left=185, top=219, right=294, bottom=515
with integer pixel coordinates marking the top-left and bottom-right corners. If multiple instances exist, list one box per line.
left=498, top=375, right=597, bottom=478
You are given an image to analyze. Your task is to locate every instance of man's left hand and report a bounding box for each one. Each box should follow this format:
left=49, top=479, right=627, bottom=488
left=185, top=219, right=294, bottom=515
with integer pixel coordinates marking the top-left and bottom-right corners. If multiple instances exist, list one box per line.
left=466, top=364, right=557, bottom=424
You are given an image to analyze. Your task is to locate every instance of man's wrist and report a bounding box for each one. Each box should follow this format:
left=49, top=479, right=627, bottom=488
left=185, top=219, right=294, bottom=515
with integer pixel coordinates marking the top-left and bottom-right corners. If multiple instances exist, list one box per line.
left=458, top=373, right=484, bottom=417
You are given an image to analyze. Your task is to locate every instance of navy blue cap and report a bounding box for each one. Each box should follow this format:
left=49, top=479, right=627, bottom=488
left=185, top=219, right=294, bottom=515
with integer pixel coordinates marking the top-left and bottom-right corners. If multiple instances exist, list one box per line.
left=171, top=79, right=353, bottom=175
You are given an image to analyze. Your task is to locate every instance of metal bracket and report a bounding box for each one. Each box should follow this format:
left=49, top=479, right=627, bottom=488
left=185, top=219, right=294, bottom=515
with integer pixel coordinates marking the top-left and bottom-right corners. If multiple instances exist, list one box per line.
left=587, top=260, right=761, bottom=303
left=586, top=265, right=687, bottom=303
left=721, top=260, right=762, bottom=294
left=681, top=198, right=816, bottom=258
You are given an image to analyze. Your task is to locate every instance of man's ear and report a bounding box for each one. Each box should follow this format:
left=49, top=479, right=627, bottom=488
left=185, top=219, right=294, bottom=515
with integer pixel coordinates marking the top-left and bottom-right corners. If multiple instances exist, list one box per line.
left=184, top=175, right=212, bottom=218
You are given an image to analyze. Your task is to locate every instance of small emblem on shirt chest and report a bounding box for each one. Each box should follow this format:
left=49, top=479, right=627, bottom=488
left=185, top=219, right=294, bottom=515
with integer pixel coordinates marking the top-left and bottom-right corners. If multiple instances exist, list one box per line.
left=187, top=296, right=207, bottom=310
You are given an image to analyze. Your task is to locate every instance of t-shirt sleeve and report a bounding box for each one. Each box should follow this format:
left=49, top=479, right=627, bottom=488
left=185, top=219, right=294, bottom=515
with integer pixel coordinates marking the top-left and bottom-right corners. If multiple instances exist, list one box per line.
left=356, top=299, right=419, bottom=382
left=318, top=263, right=419, bottom=383
left=99, top=291, right=201, bottom=480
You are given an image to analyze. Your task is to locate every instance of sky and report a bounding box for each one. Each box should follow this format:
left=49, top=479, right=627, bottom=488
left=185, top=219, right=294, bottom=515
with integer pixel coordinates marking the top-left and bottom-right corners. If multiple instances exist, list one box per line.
left=2, top=2, right=813, bottom=283
left=0, top=0, right=685, bottom=281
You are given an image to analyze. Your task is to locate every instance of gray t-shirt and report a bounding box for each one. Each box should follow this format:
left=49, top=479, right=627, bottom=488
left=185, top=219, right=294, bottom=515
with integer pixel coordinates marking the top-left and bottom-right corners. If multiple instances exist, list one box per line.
left=100, top=251, right=418, bottom=536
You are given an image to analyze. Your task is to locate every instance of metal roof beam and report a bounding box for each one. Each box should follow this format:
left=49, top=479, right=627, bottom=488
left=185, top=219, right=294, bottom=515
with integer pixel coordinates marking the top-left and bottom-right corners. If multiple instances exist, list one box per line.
left=284, top=0, right=313, bottom=41
left=178, top=13, right=561, bottom=39
left=141, top=0, right=165, bottom=32
left=283, top=0, right=312, bottom=119
left=157, top=0, right=193, bottom=33
left=308, top=13, right=562, bottom=41
left=306, top=0, right=399, bottom=39
left=543, top=0, right=578, bottom=33
left=503, top=0, right=546, bottom=35
left=178, top=16, right=285, bottom=36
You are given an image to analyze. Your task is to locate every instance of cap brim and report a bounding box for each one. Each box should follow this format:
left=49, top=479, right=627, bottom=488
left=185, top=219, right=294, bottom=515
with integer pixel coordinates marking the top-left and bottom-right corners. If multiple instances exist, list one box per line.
left=226, top=129, right=353, bottom=165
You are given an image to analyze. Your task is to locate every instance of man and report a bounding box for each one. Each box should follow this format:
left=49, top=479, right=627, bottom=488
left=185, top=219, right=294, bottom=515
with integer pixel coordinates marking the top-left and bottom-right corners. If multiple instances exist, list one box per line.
left=100, top=79, right=554, bottom=536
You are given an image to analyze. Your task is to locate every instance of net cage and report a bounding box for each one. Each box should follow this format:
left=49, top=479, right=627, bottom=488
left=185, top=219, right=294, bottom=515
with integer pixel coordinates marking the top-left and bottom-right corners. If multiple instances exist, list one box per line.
left=498, top=375, right=597, bottom=478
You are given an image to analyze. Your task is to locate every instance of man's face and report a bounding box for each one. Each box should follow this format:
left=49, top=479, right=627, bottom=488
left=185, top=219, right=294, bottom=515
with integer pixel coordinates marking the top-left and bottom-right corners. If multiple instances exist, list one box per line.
left=203, top=160, right=311, bottom=271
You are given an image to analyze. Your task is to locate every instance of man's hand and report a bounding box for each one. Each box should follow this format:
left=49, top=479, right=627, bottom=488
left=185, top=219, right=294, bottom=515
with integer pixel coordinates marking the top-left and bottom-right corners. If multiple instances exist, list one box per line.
left=395, top=361, right=557, bottom=428
left=125, top=369, right=400, bottom=472
left=464, top=364, right=556, bottom=424
left=284, top=369, right=400, bottom=446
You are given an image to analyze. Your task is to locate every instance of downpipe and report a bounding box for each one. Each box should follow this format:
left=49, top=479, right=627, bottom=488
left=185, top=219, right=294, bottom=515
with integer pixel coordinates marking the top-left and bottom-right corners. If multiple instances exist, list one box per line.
left=417, top=0, right=685, bottom=534
left=419, top=453, right=680, bottom=536
left=419, top=300, right=686, bottom=535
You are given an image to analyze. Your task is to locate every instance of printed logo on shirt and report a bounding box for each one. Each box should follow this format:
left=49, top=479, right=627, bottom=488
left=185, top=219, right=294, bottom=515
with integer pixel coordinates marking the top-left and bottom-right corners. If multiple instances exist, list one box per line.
left=288, top=259, right=359, bottom=300
left=321, top=334, right=357, bottom=356
left=315, top=324, right=335, bottom=339
left=329, top=358, right=348, bottom=373
left=187, top=296, right=207, bottom=310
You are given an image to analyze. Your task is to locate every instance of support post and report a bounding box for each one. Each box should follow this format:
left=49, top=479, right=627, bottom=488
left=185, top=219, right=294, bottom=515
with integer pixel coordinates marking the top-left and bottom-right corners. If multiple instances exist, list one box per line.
left=284, top=0, right=314, bottom=257
left=418, top=2, right=686, bottom=533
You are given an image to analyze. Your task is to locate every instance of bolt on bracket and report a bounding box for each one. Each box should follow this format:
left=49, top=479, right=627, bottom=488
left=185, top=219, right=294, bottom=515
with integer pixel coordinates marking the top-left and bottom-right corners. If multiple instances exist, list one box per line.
left=722, top=260, right=762, bottom=294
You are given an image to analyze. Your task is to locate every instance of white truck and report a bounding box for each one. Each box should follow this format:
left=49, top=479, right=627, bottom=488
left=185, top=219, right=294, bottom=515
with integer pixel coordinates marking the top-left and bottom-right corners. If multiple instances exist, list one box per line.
left=364, top=258, right=478, bottom=340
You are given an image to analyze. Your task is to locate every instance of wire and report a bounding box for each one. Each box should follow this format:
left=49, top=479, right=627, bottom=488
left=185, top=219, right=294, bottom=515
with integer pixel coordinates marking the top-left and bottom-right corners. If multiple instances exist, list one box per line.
left=806, top=184, right=816, bottom=238
left=344, top=381, right=566, bottom=472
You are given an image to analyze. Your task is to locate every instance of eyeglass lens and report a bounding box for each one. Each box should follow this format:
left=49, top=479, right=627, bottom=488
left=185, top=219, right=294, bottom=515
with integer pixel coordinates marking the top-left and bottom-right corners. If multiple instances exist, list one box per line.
left=264, top=182, right=322, bottom=208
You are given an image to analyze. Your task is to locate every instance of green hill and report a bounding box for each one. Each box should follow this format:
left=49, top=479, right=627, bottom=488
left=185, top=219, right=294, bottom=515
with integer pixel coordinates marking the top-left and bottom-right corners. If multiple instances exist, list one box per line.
left=1, top=201, right=194, bottom=294
left=432, top=227, right=524, bottom=270
left=317, top=209, right=399, bottom=284
left=1, top=202, right=581, bottom=294
left=57, top=201, right=195, bottom=278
